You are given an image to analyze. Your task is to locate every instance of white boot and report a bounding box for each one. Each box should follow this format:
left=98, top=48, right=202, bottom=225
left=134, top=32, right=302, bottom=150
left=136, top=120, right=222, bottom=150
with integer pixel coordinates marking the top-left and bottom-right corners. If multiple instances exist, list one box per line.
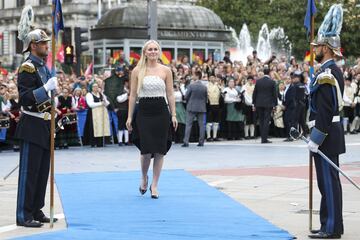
left=244, top=125, right=249, bottom=138
left=118, top=130, right=124, bottom=146
left=124, top=130, right=129, bottom=145
left=206, top=123, right=212, bottom=140
left=213, top=123, right=219, bottom=140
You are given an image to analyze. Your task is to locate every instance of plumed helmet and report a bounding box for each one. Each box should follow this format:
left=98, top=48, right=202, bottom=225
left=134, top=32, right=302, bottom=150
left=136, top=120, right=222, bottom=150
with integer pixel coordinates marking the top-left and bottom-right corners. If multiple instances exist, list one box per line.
left=22, top=29, right=51, bottom=53
left=311, top=4, right=343, bottom=58
left=17, top=5, right=51, bottom=53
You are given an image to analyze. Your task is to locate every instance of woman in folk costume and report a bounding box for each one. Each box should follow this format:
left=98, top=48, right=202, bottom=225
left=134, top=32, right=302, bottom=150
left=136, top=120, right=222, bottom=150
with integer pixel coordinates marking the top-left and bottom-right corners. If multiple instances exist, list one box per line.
left=84, top=82, right=110, bottom=147
left=126, top=40, right=177, bottom=199
left=6, top=83, right=21, bottom=151
left=242, top=76, right=256, bottom=139
left=72, top=87, right=88, bottom=142
left=173, top=81, right=186, bottom=143
left=222, top=78, right=244, bottom=140
left=55, top=87, right=79, bottom=148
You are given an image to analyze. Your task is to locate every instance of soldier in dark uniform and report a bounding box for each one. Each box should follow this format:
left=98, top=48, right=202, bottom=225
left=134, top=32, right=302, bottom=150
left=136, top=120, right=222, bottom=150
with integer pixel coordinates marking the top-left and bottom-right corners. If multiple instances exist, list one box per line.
left=282, top=74, right=297, bottom=142
left=104, top=66, right=126, bottom=143
left=307, top=5, right=345, bottom=239
left=293, top=70, right=309, bottom=137
left=15, top=28, right=58, bottom=227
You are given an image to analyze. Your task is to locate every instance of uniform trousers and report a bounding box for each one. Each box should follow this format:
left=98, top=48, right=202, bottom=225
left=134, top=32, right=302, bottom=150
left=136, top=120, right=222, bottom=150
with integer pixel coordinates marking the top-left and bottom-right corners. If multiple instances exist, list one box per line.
left=314, top=153, right=343, bottom=235
left=16, top=141, right=50, bottom=224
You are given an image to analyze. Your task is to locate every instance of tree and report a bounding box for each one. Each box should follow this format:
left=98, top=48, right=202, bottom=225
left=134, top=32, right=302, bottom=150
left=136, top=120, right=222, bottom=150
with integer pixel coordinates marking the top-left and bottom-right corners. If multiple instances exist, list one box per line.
left=197, top=0, right=360, bottom=60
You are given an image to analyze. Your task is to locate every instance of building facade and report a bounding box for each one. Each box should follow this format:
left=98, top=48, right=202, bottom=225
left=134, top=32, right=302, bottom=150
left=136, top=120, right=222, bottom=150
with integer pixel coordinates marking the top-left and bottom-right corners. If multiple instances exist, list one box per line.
left=0, top=0, right=231, bottom=72
left=91, top=0, right=231, bottom=72
left=0, top=0, right=116, bottom=68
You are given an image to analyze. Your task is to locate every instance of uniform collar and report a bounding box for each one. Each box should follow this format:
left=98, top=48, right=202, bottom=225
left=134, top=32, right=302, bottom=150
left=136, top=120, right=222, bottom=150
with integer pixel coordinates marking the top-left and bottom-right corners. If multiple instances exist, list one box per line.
left=320, top=58, right=334, bottom=68
left=29, top=54, right=45, bottom=66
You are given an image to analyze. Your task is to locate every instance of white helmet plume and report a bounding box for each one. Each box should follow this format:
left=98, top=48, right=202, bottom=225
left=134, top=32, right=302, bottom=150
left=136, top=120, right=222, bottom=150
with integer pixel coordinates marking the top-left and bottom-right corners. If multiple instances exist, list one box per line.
left=18, top=5, right=35, bottom=41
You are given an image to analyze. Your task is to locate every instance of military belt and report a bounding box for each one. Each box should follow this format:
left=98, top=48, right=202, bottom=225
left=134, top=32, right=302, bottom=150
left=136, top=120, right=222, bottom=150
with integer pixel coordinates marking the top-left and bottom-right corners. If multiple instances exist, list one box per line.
left=22, top=110, right=53, bottom=121
left=307, top=115, right=340, bottom=129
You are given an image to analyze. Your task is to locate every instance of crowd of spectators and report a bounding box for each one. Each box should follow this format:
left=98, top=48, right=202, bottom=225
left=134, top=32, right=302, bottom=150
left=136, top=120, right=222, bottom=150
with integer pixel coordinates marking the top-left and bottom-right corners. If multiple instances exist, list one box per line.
left=1, top=51, right=360, bottom=151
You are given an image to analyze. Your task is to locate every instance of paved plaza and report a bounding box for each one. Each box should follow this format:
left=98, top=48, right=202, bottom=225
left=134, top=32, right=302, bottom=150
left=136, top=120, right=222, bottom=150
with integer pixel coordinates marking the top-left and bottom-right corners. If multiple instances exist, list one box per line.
left=1, top=135, right=359, bottom=239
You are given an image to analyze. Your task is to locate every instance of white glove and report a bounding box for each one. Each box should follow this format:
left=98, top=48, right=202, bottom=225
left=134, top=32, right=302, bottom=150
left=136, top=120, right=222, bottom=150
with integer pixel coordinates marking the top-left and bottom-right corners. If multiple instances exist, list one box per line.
left=44, top=77, right=58, bottom=92
left=116, top=93, right=128, bottom=103
left=307, top=140, right=319, bottom=153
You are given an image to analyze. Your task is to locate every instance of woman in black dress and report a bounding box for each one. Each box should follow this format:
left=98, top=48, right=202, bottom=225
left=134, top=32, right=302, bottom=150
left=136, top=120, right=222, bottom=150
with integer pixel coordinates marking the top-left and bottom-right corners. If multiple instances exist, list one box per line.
left=126, top=40, right=178, bottom=199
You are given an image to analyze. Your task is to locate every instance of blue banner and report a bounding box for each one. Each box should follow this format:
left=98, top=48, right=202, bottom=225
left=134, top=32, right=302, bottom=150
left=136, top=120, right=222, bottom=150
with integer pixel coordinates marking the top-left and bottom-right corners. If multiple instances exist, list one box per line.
left=304, top=0, right=317, bottom=36
left=52, top=0, right=64, bottom=39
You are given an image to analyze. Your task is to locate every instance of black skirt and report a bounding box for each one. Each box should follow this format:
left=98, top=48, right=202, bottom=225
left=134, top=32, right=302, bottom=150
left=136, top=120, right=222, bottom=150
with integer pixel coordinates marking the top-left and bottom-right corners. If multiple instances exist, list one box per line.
left=132, top=97, right=172, bottom=155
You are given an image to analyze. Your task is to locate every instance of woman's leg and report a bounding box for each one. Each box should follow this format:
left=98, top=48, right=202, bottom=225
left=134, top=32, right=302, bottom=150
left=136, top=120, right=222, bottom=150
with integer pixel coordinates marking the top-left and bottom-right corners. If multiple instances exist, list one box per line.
left=151, top=153, right=164, bottom=195
left=140, top=154, right=152, bottom=190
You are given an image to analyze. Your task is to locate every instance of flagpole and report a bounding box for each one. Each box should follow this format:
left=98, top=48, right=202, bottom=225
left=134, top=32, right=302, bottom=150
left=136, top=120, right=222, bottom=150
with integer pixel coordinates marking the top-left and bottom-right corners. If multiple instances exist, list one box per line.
left=50, top=0, right=56, bottom=229
left=308, top=13, right=315, bottom=233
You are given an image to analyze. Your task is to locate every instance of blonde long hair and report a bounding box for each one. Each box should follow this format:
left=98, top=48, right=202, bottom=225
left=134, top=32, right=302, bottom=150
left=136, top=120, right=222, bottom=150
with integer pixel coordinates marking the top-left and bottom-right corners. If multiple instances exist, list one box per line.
left=137, top=40, right=161, bottom=94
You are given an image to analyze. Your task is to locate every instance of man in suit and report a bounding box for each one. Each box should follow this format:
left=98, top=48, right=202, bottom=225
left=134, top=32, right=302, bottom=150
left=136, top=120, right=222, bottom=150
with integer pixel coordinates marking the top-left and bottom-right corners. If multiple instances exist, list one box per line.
left=283, top=74, right=297, bottom=141
left=252, top=65, right=277, bottom=143
left=182, top=71, right=208, bottom=147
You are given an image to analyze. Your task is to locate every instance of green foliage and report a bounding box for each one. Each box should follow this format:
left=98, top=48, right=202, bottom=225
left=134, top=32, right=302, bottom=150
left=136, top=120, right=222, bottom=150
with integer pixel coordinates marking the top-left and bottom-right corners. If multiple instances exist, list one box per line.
left=197, top=0, right=360, bottom=59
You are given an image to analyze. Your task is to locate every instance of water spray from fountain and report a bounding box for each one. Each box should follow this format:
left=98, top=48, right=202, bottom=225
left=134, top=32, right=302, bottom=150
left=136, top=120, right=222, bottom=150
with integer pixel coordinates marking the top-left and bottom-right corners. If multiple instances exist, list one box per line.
left=256, top=24, right=272, bottom=62
left=238, top=23, right=253, bottom=65
left=269, top=27, right=292, bottom=59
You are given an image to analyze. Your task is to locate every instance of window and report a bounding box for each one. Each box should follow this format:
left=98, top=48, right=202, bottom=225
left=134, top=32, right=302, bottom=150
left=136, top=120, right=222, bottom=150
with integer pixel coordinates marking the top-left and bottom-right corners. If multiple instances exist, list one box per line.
left=39, top=0, right=48, bottom=5
left=17, top=0, right=25, bottom=7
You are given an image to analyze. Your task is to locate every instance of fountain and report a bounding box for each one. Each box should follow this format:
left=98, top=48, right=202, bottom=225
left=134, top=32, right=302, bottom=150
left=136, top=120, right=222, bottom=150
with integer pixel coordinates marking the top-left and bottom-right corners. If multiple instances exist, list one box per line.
left=227, top=26, right=242, bottom=63
left=238, top=24, right=253, bottom=65
left=224, top=24, right=291, bottom=64
left=256, top=24, right=272, bottom=62
left=269, top=27, right=292, bottom=58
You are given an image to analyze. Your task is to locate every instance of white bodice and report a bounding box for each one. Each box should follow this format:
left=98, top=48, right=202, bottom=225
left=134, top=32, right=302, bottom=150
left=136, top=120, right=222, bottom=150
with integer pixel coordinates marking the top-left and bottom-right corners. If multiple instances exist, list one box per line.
left=138, top=75, right=166, bottom=98
left=174, top=90, right=183, bottom=102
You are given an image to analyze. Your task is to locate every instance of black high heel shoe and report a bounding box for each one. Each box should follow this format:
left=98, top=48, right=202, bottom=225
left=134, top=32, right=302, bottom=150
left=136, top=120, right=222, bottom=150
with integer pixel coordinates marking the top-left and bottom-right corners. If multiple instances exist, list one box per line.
left=139, top=176, right=148, bottom=195
left=149, top=185, right=159, bottom=199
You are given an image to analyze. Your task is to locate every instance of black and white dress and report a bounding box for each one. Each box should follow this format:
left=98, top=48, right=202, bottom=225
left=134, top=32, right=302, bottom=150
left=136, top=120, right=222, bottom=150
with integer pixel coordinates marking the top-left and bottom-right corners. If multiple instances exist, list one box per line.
left=132, top=76, right=172, bottom=155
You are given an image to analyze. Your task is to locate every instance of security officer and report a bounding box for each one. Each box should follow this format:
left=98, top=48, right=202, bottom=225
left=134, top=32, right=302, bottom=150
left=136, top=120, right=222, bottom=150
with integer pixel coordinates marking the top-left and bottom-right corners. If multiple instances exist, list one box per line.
left=15, top=29, right=58, bottom=227
left=307, top=5, right=345, bottom=239
left=283, top=74, right=297, bottom=142
left=293, top=71, right=309, bottom=137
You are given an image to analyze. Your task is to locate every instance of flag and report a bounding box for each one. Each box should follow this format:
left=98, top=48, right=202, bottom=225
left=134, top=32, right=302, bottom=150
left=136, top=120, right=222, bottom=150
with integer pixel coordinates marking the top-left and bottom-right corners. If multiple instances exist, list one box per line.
left=161, top=51, right=172, bottom=65
left=85, top=62, right=93, bottom=76
left=192, top=51, right=204, bottom=65
left=304, top=0, right=317, bottom=36
left=52, top=0, right=64, bottom=39
left=129, top=51, right=141, bottom=65
left=304, top=50, right=315, bottom=62
left=56, top=44, right=64, bottom=63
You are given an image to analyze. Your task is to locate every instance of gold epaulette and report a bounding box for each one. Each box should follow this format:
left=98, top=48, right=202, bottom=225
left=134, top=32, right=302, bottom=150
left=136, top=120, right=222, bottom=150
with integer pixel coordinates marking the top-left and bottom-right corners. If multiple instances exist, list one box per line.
left=316, top=69, right=336, bottom=86
left=19, top=61, right=35, bottom=74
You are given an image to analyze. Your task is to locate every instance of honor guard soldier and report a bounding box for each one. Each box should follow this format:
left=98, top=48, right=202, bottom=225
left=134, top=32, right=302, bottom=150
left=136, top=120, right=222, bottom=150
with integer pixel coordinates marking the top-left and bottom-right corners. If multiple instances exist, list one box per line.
left=307, top=4, right=345, bottom=239
left=15, top=26, right=59, bottom=227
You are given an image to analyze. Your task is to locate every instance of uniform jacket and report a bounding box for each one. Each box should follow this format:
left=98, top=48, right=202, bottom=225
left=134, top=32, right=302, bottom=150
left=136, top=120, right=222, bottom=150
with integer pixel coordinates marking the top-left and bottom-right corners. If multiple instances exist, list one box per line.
left=309, top=59, right=345, bottom=156
left=15, top=54, right=52, bottom=149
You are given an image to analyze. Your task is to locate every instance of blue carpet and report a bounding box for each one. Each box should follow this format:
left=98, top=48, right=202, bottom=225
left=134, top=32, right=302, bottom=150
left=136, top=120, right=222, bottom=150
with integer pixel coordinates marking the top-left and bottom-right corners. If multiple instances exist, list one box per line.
left=18, top=170, right=293, bottom=240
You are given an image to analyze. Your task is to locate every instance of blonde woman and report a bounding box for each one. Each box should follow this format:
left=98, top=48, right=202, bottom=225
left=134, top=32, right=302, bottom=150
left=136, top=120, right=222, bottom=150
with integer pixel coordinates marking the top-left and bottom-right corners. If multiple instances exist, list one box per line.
left=126, top=40, right=178, bottom=199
